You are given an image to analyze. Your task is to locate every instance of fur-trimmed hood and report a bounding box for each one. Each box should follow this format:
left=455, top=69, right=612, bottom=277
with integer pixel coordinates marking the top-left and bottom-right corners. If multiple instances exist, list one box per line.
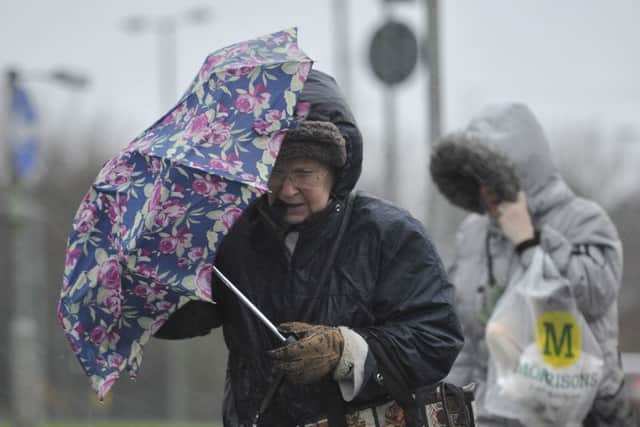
left=430, top=103, right=559, bottom=214
left=296, top=69, right=362, bottom=200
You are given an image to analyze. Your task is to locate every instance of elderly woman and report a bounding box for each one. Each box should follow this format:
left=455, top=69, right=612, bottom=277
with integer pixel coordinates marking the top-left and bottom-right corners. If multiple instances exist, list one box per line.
left=156, top=69, right=464, bottom=427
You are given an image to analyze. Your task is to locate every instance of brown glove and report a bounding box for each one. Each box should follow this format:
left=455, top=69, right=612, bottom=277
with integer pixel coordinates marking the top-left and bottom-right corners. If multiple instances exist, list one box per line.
left=267, top=321, right=344, bottom=384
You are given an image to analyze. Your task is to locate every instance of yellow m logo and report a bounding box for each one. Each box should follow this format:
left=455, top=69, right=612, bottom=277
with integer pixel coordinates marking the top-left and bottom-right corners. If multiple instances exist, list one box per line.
left=536, top=311, right=581, bottom=368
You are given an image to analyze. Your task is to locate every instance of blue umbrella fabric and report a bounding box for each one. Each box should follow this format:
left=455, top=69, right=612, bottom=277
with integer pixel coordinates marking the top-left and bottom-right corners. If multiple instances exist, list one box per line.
left=57, top=28, right=313, bottom=399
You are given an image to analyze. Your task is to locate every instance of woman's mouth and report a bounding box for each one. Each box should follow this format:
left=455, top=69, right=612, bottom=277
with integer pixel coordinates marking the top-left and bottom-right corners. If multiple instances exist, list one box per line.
left=285, top=203, right=305, bottom=212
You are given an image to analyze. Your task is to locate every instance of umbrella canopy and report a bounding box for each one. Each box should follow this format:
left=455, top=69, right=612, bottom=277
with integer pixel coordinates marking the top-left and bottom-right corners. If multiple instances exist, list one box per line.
left=57, top=28, right=312, bottom=400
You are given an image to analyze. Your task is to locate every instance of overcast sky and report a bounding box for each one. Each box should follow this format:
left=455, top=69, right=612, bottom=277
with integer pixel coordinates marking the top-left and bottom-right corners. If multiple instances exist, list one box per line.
left=1, top=0, right=639, bottom=215
left=2, top=0, right=638, bottom=131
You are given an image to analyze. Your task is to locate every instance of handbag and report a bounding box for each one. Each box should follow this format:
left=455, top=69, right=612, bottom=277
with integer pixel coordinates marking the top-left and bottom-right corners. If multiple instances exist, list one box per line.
left=484, top=247, right=604, bottom=426
left=419, top=382, right=476, bottom=427
left=302, top=382, right=476, bottom=427
left=359, top=328, right=476, bottom=427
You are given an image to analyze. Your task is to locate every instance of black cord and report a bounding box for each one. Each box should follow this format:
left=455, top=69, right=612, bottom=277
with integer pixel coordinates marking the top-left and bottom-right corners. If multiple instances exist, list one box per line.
left=485, top=231, right=497, bottom=287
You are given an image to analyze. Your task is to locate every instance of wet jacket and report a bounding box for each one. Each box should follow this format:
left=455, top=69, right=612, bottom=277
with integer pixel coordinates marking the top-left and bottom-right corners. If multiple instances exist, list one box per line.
left=435, top=104, right=629, bottom=426
left=156, top=70, right=463, bottom=426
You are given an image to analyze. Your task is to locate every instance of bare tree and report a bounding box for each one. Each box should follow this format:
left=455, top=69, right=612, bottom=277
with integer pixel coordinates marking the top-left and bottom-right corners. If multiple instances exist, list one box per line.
left=550, top=121, right=640, bottom=210
left=550, top=121, right=640, bottom=353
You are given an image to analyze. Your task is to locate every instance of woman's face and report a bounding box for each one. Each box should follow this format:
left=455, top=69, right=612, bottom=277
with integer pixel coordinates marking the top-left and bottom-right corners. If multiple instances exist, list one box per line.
left=267, top=158, right=334, bottom=224
left=480, top=186, right=501, bottom=218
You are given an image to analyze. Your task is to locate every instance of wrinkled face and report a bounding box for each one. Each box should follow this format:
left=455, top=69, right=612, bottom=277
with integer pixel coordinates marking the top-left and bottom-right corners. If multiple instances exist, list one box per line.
left=267, top=158, right=334, bottom=224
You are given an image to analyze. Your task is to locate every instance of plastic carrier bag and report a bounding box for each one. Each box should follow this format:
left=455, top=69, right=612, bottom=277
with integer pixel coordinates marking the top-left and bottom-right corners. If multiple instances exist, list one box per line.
left=484, top=248, right=604, bottom=426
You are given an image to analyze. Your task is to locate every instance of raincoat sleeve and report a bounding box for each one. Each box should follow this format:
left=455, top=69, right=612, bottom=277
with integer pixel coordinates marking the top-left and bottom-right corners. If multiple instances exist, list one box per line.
left=154, top=300, right=223, bottom=340
left=519, top=201, right=623, bottom=319
left=354, top=215, right=464, bottom=398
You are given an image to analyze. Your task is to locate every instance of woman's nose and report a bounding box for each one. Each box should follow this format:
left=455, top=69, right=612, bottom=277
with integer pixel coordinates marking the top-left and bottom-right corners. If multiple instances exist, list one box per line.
left=279, top=176, right=299, bottom=196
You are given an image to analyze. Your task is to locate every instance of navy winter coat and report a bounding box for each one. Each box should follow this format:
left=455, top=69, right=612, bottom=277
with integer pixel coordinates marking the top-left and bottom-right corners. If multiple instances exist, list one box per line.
left=156, top=70, right=463, bottom=426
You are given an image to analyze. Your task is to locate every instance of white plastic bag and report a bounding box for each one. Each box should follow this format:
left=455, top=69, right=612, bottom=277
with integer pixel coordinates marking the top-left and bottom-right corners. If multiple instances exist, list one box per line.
left=484, top=248, right=604, bottom=426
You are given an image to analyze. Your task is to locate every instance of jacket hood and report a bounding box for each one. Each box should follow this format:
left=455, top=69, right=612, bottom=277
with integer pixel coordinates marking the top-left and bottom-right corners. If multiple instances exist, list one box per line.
left=297, top=69, right=362, bottom=199
left=431, top=103, right=558, bottom=213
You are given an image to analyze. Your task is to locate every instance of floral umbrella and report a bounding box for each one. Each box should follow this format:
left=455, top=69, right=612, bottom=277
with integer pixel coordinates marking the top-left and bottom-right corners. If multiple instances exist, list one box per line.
left=57, top=28, right=313, bottom=399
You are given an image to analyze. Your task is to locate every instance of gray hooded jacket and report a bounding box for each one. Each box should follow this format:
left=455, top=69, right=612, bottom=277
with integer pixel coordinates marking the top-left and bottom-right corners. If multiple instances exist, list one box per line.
left=433, top=104, right=626, bottom=426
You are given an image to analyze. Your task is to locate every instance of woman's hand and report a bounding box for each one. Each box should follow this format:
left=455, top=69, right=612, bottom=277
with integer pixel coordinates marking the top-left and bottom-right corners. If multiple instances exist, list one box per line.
left=495, top=191, right=535, bottom=245
left=268, top=322, right=344, bottom=384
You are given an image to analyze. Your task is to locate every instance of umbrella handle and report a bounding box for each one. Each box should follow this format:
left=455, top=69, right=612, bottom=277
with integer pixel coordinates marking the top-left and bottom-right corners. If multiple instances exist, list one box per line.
left=212, top=266, right=287, bottom=343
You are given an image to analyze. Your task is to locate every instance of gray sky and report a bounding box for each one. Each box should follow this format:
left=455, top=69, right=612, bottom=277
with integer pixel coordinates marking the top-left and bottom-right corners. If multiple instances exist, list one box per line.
left=1, top=0, right=639, bottom=214
left=2, top=0, right=638, bottom=130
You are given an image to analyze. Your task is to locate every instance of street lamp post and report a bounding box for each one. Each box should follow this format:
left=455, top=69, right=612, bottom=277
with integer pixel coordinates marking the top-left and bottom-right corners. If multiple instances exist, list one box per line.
left=123, top=8, right=212, bottom=421
left=3, top=67, right=88, bottom=427
left=331, top=0, right=352, bottom=102
left=123, top=6, right=212, bottom=111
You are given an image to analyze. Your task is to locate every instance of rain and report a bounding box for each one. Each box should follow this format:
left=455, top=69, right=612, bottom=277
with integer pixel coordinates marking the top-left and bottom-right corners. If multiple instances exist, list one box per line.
left=0, top=0, right=639, bottom=425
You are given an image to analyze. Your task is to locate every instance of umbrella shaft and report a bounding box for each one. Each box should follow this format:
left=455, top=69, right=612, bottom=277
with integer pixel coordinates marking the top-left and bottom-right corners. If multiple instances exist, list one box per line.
left=212, top=266, right=286, bottom=343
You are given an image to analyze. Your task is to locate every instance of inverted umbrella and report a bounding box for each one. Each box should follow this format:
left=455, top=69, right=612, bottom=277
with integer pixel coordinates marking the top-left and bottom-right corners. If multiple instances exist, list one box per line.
left=57, top=28, right=313, bottom=399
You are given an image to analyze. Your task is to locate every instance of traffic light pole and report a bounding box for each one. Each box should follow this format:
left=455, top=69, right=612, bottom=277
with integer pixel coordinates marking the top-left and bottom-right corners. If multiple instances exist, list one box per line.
left=424, top=0, right=446, bottom=243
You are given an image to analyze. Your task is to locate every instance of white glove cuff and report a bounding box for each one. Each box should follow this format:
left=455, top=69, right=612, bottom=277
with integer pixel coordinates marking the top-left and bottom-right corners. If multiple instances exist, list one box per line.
left=333, top=326, right=369, bottom=401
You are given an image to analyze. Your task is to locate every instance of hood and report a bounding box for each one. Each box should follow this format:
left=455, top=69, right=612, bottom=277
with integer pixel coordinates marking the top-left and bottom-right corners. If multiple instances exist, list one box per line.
left=297, top=69, right=363, bottom=199
left=431, top=103, right=559, bottom=214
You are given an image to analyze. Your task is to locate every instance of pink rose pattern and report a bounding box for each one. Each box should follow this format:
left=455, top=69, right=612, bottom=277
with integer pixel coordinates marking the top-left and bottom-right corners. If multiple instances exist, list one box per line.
left=58, top=28, right=312, bottom=400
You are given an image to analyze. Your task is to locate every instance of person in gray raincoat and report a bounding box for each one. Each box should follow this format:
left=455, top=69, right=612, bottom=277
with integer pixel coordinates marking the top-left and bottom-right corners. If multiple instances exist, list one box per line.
left=155, top=69, right=464, bottom=427
left=430, top=102, right=637, bottom=426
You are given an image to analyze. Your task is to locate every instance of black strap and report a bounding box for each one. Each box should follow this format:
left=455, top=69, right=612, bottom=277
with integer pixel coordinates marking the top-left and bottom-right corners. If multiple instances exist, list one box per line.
left=439, top=382, right=471, bottom=426
left=253, top=192, right=356, bottom=427
left=302, top=192, right=354, bottom=427
left=302, top=191, right=356, bottom=322
left=364, top=331, right=422, bottom=427
left=252, top=372, right=285, bottom=427
left=485, top=231, right=497, bottom=287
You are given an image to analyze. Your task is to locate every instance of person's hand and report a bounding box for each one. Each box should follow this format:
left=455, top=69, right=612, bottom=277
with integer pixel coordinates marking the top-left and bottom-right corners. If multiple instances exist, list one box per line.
left=495, top=191, right=535, bottom=245
left=267, top=322, right=344, bottom=384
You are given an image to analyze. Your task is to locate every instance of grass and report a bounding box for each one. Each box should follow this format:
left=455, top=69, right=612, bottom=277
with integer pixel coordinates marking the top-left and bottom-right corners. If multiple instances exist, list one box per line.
left=0, top=422, right=222, bottom=427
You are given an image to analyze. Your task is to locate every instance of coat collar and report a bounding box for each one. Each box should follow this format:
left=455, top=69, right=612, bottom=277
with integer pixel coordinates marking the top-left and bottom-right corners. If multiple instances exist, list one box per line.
left=256, top=195, right=346, bottom=266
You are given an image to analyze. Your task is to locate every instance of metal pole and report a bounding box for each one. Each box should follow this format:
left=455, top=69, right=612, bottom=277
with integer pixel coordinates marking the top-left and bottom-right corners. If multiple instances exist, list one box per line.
left=158, top=18, right=178, bottom=113
left=383, top=86, right=398, bottom=202
left=424, top=0, right=443, bottom=235
left=0, top=70, right=15, bottom=188
left=4, top=70, right=18, bottom=188
left=6, top=70, right=46, bottom=427
left=332, top=0, right=352, bottom=102
left=9, top=197, right=47, bottom=427
left=426, top=0, right=441, bottom=144
left=125, top=10, right=211, bottom=419
left=382, top=3, right=399, bottom=203
left=154, top=18, right=189, bottom=421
